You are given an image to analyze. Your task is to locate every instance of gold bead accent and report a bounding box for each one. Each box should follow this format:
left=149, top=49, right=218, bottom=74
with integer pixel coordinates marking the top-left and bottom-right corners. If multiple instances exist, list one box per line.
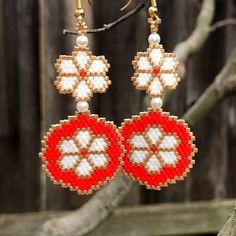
left=149, top=7, right=158, bottom=18
left=75, top=9, right=85, bottom=20
left=75, top=20, right=88, bottom=35
left=148, top=15, right=161, bottom=34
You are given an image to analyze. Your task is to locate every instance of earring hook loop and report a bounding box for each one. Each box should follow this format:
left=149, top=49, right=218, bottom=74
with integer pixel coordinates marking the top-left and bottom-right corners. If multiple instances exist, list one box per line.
left=151, top=0, right=157, bottom=8
left=120, top=0, right=132, bottom=11
left=149, top=0, right=158, bottom=19
left=76, top=0, right=82, bottom=9
left=75, top=0, right=85, bottom=20
left=121, top=0, right=158, bottom=19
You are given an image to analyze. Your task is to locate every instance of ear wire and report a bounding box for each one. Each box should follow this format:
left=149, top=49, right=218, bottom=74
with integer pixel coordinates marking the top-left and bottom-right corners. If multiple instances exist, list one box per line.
left=120, top=0, right=132, bottom=11
left=75, top=0, right=85, bottom=20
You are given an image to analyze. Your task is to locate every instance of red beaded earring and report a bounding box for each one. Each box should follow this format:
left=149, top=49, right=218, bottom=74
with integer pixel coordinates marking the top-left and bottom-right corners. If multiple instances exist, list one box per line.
left=39, top=1, right=122, bottom=195
left=120, top=1, right=197, bottom=190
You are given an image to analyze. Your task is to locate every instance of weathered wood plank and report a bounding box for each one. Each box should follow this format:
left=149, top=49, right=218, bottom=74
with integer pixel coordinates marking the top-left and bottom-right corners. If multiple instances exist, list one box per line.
left=218, top=206, right=236, bottom=236
left=0, top=200, right=234, bottom=236
left=89, top=201, right=234, bottom=236
left=0, top=212, right=67, bottom=236
left=0, top=0, right=41, bottom=213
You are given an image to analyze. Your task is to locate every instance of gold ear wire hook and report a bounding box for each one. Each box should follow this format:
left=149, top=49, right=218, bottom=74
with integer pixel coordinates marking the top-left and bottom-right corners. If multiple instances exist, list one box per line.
left=151, top=0, right=157, bottom=7
left=149, top=0, right=158, bottom=19
left=120, top=0, right=132, bottom=11
left=76, top=0, right=82, bottom=9
left=75, top=0, right=85, bottom=20
left=121, top=0, right=158, bottom=17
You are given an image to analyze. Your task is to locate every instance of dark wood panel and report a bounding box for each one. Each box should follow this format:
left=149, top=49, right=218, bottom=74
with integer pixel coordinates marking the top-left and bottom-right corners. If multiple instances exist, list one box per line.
left=225, top=0, right=236, bottom=199
left=0, top=0, right=41, bottom=213
left=41, top=0, right=92, bottom=211
left=187, top=0, right=229, bottom=201
left=93, top=0, right=145, bottom=123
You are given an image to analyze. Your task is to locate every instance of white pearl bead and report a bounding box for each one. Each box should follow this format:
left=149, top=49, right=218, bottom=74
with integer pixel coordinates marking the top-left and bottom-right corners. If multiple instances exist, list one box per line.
left=76, top=35, right=89, bottom=47
left=76, top=101, right=89, bottom=113
left=148, top=33, right=161, bottom=45
left=151, top=97, right=163, bottom=110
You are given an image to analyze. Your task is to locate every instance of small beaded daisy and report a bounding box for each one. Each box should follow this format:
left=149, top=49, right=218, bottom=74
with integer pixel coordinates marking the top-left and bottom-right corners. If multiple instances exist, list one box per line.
left=39, top=4, right=122, bottom=195
left=120, top=3, right=197, bottom=190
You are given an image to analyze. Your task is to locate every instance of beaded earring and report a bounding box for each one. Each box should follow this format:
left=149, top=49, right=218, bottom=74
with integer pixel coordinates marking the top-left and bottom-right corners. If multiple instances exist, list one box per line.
left=39, top=1, right=122, bottom=195
left=120, top=0, right=197, bottom=190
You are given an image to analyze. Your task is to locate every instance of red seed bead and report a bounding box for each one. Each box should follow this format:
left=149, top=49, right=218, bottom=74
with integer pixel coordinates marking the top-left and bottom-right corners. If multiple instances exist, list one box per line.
left=153, top=67, right=160, bottom=75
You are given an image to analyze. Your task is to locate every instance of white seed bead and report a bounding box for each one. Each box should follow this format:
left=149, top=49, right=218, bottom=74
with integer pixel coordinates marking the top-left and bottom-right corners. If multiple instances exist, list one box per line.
left=76, top=101, right=89, bottom=113
left=148, top=33, right=161, bottom=45
left=76, top=35, right=89, bottom=47
left=151, top=97, right=163, bottom=110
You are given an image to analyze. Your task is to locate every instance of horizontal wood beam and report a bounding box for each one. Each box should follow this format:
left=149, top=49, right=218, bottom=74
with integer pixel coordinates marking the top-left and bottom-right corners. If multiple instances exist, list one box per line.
left=0, top=200, right=234, bottom=236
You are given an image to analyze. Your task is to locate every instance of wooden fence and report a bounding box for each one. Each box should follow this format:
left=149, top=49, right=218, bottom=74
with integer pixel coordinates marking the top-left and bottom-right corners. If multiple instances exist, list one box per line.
left=0, top=200, right=234, bottom=235
left=0, top=0, right=236, bottom=235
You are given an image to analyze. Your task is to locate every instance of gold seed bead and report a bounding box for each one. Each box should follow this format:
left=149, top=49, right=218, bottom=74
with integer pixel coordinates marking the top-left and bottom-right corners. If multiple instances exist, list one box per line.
left=75, top=9, right=85, bottom=19
left=149, top=6, right=158, bottom=18
left=151, top=25, right=156, bottom=30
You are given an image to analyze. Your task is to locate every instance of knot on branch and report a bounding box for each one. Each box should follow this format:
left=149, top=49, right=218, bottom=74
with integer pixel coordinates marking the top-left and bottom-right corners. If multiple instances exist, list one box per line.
left=104, top=24, right=110, bottom=30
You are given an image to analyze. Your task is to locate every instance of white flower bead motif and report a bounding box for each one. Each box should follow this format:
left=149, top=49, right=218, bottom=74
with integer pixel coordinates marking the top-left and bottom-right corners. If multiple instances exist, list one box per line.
left=58, top=128, right=110, bottom=177
left=55, top=46, right=111, bottom=102
left=129, top=126, right=180, bottom=173
left=132, top=43, right=180, bottom=98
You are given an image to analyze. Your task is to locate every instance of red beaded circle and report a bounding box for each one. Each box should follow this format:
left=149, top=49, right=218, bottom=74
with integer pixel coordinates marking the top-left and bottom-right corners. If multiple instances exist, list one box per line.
left=40, top=113, right=122, bottom=194
left=120, top=109, right=197, bottom=190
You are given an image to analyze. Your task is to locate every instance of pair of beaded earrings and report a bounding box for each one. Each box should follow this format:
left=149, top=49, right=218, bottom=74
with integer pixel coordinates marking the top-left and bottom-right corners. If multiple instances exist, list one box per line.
left=40, top=0, right=197, bottom=195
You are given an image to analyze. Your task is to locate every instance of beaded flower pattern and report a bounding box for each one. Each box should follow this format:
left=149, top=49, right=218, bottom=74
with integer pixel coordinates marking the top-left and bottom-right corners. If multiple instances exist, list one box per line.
left=55, top=46, right=110, bottom=102
left=129, top=125, right=180, bottom=173
left=120, top=110, right=197, bottom=190
left=41, top=113, right=122, bottom=194
left=132, top=44, right=180, bottom=98
left=58, top=128, right=110, bottom=177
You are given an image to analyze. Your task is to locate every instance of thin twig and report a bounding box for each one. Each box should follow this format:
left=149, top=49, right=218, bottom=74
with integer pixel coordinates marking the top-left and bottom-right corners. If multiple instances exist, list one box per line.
left=63, top=0, right=149, bottom=35
left=210, top=18, right=236, bottom=32
left=174, top=0, right=215, bottom=63
left=184, top=48, right=236, bottom=127
left=163, top=0, right=215, bottom=102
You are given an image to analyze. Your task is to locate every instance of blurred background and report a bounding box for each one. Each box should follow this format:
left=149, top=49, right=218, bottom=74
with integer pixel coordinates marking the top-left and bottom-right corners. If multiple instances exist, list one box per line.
left=0, top=0, right=236, bottom=235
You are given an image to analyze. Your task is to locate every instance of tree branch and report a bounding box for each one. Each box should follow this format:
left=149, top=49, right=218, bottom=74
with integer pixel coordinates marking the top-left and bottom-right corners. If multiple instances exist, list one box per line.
left=184, top=49, right=236, bottom=127
left=36, top=175, right=132, bottom=236
left=175, top=0, right=215, bottom=64
left=218, top=207, right=236, bottom=236
left=64, top=0, right=149, bottom=35
left=210, top=18, right=236, bottom=32
left=163, top=0, right=215, bottom=102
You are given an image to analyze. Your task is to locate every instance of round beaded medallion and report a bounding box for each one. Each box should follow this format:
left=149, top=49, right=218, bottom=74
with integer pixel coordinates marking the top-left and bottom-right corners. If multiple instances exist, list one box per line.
left=120, top=109, right=196, bottom=190
left=40, top=113, right=122, bottom=194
